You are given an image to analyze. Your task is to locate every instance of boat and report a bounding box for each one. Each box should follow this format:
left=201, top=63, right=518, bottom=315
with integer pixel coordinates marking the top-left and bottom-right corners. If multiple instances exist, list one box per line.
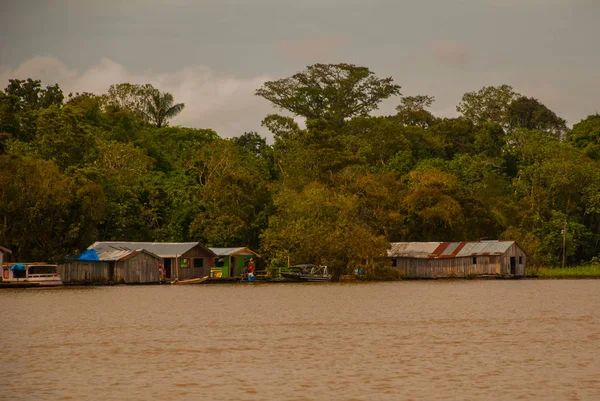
left=280, top=264, right=332, bottom=282
left=170, top=276, right=209, bottom=285
left=1, top=263, right=63, bottom=287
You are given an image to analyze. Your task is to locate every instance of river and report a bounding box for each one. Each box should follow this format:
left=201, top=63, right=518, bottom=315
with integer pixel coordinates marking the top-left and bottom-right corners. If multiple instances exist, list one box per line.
left=1, top=280, right=599, bottom=401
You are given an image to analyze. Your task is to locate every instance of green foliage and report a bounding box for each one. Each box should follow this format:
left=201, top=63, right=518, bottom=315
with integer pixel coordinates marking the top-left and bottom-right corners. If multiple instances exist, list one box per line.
left=457, top=85, right=518, bottom=127
left=260, top=184, right=389, bottom=280
left=256, top=63, right=401, bottom=128
left=507, top=96, right=567, bottom=138
left=2, top=69, right=600, bottom=275
left=0, top=155, right=103, bottom=261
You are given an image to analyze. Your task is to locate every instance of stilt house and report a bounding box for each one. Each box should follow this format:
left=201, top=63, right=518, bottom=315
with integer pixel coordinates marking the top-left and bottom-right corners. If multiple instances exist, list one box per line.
left=388, top=240, right=527, bottom=278
left=88, top=242, right=216, bottom=280
left=209, top=247, right=260, bottom=278
left=58, top=248, right=162, bottom=284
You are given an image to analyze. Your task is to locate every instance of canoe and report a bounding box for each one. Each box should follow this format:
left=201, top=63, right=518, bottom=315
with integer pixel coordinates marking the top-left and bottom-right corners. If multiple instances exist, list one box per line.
left=170, top=276, right=208, bottom=285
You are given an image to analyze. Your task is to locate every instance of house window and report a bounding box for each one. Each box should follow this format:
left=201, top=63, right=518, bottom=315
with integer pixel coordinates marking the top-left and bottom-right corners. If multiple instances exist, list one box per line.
left=472, top=257, right=477, bottom=265
left=193, top=258, right=204, bottom=268
left=392, top=259, right=397, bottom=267
left=519, top=256, right=523, bottom=265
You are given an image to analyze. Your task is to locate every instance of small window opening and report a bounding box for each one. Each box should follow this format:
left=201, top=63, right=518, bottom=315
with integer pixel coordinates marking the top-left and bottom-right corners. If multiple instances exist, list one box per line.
left=472, top=256, right=477, bottom=265
left=519, top=256, right=523, bottom=265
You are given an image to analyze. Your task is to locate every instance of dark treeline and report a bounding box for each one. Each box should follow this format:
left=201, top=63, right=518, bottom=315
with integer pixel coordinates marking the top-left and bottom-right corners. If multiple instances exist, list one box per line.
left=1, top=64, right=600, bottom=278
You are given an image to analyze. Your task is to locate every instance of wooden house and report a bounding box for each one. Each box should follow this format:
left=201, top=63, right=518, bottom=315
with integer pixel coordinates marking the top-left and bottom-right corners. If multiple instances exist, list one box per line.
left=209, top=247, right=260, bottom=278
left=88, top=242, right=215, bottom=280
left=388, top=241, right=527, bottom=278
left=58, top=248, right=162, bottom=284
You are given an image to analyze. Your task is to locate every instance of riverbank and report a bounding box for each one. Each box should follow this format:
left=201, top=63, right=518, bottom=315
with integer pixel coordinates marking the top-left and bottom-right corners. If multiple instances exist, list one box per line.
left=527, top=264, right=600, bottom=278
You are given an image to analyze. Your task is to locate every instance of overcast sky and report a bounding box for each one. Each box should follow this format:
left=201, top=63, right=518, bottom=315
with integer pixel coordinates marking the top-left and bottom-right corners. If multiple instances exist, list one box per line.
left=1, top=0, right=599, bottom=139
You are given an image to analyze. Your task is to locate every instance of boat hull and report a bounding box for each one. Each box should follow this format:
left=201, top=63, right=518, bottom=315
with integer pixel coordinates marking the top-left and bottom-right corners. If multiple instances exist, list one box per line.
left=170, top=276, right=209, bottom=285
left=280, top=272, right=332, bottom=282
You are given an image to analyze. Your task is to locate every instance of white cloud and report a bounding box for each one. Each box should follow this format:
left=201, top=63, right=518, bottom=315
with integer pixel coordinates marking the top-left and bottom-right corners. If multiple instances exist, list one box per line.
left=0, top=56, right=274, bottom=139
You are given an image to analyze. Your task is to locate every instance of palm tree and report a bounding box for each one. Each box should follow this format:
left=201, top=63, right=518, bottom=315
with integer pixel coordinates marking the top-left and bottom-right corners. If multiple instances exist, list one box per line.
left=144, top=90, right=185, bottom=128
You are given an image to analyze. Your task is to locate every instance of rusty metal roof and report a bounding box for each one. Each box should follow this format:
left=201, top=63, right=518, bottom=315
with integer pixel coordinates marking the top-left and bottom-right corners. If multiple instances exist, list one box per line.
left=388, top=241, right=516, bottom=258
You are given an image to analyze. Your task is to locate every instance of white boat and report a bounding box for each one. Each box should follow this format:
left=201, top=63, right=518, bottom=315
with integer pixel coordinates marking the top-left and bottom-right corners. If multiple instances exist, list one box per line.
left=1, top=263, right=63, bottom=287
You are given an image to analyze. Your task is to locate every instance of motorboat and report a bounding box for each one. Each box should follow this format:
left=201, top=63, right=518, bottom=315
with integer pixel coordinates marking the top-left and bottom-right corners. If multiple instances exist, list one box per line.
left=280, top=264, right=332, bottom=282
left=1, top=263, right=63, bottom=287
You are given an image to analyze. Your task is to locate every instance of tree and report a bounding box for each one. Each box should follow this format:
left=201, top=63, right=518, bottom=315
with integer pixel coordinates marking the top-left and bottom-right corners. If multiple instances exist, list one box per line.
left=0, top=78, right=64, bottom=141
left=144, top=90, right=185, bottom=128
left=256, top=63, right=401, bottom=128
left=456, top=85, right=518, bottom=127
left=0, top=155, right=104, bottom=261
left=104, top=83, right=156, bottom=117
left=260, top=184, right=389, bottom=280
left=507, top=96, right=567, bottom=138
left=4, top=78, right=64, bottom=110
left=567, top=114, right=600, bottom=160
left=185, top=139, right=273, bottom=248
left=395, top=95, right=437, bottom=128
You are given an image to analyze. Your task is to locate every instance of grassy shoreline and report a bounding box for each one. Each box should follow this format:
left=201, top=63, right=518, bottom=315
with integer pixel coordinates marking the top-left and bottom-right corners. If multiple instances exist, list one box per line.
left=527, top=264, right=600, bottom=278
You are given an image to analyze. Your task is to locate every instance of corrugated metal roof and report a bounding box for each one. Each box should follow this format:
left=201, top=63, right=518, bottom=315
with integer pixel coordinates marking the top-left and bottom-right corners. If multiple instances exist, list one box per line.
left=210, top=247, right=259, bottom=257
left=388, top=242, right=441, bottom=258
left=89, top=242, right=215, bottom=258
left=388, top=241, right=516, bottom=258
left=96, top=249, right=136, bottom=261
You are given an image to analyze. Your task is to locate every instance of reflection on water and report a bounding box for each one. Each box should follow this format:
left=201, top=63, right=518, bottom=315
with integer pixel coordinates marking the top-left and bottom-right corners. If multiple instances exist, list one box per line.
left=1, top=280, right=599, bottom=401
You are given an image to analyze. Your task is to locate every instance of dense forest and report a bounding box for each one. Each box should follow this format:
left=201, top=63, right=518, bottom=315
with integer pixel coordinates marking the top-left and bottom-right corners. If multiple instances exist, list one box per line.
left=1, top=63, right=599, bottom=277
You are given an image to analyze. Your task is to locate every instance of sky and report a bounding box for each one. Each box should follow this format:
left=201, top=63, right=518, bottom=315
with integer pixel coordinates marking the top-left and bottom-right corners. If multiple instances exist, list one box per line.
left=1, top=0, right=599, bottom=139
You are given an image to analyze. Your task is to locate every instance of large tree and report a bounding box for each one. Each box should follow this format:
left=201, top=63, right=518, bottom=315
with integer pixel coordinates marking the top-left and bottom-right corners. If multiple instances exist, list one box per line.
left=507, top=96, right=567, bottom=138
left=456, top=84, right=518, bottom=128
left=260, top=184, right=389, bottom=280
left=256, top=63, right=401, bottom=128
left=144, top=90, right=185, bottom=128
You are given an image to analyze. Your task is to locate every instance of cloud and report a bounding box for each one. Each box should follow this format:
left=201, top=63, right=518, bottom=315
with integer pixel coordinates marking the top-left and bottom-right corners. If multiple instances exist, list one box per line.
left=431, top=40, right=475, bottom=66
left=0, top=56, right=273, bottom=139
left=275, top=34, right=350, bottom=65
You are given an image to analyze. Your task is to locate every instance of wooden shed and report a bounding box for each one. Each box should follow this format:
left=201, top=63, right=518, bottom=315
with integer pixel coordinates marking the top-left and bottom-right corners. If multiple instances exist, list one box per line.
left=388, top=241, right=527, bottom=278
left=209, top=247, right=260, bottom=278
left=58, top=249, right=162, bottom=284
left=88, top=242, right=216, bottom=280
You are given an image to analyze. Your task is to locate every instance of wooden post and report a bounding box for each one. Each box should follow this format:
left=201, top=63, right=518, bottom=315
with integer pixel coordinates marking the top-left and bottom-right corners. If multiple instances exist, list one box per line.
left=562, top=216, right=567, bottom=269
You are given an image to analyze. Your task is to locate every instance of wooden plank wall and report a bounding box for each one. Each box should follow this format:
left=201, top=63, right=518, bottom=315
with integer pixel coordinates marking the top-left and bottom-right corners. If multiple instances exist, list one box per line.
left=501, top=243, right=527, bottom=276
left=57, top=262, right=111, bottom=283
left=394, top=256, right=503, bottom=278
left=177, top=245, right=213, bottom=279
left=115, top=253, right=161, bottom=283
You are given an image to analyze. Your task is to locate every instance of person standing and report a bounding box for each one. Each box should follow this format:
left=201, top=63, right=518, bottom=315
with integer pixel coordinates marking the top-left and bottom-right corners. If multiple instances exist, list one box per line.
left=247, top=258, right=255, bottom=281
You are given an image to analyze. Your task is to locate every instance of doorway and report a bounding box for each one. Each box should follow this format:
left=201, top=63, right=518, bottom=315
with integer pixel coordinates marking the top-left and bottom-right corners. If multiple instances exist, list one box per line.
left=164, top=259, right=172, bottom=278
left=510, top=257, right=516, bottom=275
left=230, top=256, right=236, bottom=277
left=108, top=262, right=115, bottom=282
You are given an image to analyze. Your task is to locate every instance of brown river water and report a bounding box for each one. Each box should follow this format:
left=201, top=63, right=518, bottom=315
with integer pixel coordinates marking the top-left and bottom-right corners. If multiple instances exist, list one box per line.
left=1, top=280, right=599, bottom=401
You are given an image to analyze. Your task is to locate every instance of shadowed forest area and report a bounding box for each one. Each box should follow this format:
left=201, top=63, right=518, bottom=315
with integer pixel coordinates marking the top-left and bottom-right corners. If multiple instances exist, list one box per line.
left=1, top=64, right=600, bottom=277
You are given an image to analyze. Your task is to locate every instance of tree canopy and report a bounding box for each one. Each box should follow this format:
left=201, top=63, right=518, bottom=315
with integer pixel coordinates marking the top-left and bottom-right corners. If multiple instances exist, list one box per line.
left=1, top=64, right=599, bottom=277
